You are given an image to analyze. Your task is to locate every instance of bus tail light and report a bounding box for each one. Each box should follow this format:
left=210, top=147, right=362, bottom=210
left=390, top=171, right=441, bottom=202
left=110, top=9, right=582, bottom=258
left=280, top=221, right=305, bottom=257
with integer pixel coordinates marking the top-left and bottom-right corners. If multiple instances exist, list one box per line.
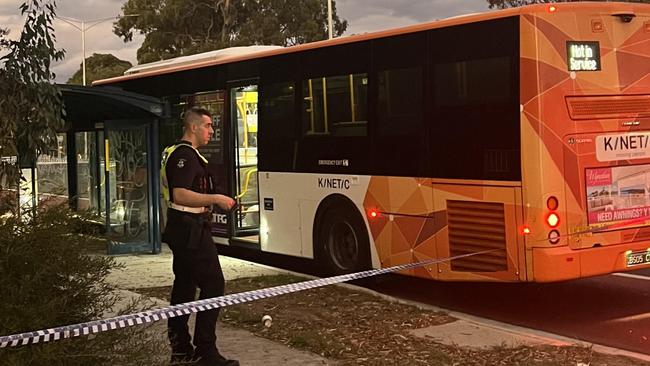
left=520, top=225, right=531, bottom=235
left=546, top=195, right=561, bottom=243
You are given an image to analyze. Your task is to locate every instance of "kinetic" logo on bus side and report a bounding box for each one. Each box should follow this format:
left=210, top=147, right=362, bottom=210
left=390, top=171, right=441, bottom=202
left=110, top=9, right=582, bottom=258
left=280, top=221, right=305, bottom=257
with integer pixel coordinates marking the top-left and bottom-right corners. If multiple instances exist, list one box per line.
left=318, top=178, right=351, bottom=190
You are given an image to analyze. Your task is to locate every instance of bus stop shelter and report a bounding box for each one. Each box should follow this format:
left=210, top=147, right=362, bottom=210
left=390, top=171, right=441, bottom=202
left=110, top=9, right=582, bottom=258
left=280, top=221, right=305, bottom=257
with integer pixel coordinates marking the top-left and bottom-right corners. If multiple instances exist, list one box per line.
left=58, top=84, right=167, bottom=254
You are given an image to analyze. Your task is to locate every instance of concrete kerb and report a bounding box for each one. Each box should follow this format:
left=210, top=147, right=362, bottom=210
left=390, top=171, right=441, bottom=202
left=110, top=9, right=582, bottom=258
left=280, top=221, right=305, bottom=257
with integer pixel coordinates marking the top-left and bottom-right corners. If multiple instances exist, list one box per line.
left=268, top=267, right=650, bottom=363
left=337, top=281, right=650, bottom=363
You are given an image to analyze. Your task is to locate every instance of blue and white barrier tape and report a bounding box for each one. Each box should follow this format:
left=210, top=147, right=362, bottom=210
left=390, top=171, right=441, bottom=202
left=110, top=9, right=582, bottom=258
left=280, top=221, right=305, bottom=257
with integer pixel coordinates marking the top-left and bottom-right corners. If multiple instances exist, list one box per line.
left=0, top=250, right=493, bottom=348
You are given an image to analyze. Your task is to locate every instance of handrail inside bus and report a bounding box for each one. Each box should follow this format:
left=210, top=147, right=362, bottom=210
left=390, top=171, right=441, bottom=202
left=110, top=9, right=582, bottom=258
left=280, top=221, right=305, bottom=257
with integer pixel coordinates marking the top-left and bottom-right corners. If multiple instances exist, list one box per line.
left=236, top=167, right=258, bottom=200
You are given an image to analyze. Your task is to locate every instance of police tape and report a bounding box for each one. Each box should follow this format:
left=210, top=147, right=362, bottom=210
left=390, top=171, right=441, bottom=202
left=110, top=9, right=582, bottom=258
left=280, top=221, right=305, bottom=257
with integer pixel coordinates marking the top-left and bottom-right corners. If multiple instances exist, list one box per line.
left=0, top=250, right=494, bottom=348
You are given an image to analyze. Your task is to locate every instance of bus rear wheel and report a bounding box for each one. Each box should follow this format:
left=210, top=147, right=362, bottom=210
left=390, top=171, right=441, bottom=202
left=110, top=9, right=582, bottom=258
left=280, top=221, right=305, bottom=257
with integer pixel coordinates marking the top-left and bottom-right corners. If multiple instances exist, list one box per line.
left=317, top=202, right=370, bottom=275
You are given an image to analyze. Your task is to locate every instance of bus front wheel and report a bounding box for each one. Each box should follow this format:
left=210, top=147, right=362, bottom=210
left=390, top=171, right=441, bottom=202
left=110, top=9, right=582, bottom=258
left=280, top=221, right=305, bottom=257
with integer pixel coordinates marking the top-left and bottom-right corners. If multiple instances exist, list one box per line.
left=316, top=201, right=370, bottom=276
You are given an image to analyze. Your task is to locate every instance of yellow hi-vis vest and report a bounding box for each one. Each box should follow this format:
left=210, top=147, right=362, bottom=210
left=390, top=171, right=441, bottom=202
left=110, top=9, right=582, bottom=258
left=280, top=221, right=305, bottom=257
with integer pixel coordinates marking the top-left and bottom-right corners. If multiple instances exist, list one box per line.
left=160, top=143, right=209, bottom=203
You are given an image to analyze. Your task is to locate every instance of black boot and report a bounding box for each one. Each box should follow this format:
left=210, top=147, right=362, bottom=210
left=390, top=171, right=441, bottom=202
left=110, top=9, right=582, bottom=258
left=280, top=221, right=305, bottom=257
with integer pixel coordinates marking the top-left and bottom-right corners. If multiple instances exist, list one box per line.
left=170, top=350, right=198, bottom=365
left=194, top=352, right=239, bottom=366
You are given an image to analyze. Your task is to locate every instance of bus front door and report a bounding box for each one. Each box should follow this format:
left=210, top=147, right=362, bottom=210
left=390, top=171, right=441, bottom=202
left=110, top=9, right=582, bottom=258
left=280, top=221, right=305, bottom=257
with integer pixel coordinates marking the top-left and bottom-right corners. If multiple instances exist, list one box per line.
left=229, top=84, right=260, bottom=244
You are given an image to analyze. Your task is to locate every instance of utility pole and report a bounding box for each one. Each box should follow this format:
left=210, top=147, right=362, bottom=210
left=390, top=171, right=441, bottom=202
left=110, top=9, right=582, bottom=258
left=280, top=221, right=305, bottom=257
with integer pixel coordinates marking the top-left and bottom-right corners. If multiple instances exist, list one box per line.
left=327, top=0, right=333, bottom=39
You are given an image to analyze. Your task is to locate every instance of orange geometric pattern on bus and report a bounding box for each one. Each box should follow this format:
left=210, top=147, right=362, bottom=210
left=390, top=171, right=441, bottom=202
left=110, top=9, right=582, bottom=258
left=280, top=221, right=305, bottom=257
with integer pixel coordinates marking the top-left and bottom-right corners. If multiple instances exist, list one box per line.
left=364, top=178, right=522, bottom=281
left=520, top=5, right=650, bottom=253
left=364, top=177, right=438, bottom=279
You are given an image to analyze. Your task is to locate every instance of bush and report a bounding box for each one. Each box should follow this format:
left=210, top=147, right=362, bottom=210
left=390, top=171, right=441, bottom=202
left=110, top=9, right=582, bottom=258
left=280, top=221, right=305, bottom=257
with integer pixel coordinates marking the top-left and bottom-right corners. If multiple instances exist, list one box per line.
left=0, top=202, right=167, bottom=365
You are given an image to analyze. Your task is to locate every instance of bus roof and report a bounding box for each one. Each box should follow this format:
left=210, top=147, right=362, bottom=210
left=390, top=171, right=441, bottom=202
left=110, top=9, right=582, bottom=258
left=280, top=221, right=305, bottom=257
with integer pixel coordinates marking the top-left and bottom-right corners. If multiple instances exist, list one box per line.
left=93, top=2, right=646, bottom=86
left=122, top=45, right=284, bottom=76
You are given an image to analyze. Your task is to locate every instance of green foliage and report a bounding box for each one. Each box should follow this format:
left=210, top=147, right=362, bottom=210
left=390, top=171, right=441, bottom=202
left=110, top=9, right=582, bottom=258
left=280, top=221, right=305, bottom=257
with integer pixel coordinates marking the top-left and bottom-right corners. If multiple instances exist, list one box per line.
left=0, top=0, right=65, bottom=194
left=66, top=53, right=133, bottom=85
left=114, top=0, right=348, bottom=63
left=487, top=0, right=650, bottom=9
left=235, top=0, right=348, bottom=46
left=0, top=202, right=168, bottom=365
left=0, top=204, right=114, bottom=335
left=0, top=6, right=169, bottom=363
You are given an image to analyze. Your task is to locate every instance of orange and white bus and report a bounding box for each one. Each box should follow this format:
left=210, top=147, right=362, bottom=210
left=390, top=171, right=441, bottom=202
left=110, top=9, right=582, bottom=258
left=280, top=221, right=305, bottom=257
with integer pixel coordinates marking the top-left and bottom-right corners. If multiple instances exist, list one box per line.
left=96, top=2, right=650, bottom=282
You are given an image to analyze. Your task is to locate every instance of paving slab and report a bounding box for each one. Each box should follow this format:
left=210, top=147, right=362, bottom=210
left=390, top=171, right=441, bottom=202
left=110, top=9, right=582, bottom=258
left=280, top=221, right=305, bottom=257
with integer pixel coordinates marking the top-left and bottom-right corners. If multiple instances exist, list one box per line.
left=107, top=246, right=287, bottom=289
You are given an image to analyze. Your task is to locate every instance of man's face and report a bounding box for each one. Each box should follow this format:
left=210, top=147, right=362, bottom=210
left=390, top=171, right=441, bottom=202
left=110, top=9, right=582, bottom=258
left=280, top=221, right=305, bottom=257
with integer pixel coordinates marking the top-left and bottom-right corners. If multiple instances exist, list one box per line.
left=194, top=115, right=214, bottom=146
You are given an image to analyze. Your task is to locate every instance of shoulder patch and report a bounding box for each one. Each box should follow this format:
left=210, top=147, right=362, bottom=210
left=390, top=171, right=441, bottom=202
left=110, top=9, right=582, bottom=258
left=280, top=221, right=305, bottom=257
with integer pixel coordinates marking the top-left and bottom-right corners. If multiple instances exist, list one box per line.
left=177, top=158, right=186, bottom=168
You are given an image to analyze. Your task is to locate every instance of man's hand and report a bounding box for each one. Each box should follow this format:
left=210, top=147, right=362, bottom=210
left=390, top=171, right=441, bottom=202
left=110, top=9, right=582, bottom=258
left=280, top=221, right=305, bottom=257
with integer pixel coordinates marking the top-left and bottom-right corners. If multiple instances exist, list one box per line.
left=213, top=194, right=236, bottom=211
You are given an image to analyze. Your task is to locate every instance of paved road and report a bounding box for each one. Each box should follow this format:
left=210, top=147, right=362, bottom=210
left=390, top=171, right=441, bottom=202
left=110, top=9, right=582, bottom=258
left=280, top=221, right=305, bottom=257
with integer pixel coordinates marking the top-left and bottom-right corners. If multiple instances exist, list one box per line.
left=360, top=268, right=650, bottom=356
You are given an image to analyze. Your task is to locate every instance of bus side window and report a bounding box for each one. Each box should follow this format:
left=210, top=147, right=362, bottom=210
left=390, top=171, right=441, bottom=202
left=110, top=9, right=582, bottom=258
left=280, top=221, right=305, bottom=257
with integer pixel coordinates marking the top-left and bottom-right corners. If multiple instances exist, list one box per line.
left=377, top=67, right=423, bottom=137
left=429, top=16, right=520, bottom=181
left=371, top=31, right=427, bottom=177
left=302, top=73, right=368, bottom=137
left=259, top=81, right=296, bottom=172
left=261, top=82, right=295, bottom=139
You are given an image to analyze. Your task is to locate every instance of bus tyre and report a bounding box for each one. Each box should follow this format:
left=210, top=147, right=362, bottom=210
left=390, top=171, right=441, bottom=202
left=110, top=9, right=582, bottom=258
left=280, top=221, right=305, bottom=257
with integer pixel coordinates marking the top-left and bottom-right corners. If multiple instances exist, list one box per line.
left=317, top=202, right=371, bottom=276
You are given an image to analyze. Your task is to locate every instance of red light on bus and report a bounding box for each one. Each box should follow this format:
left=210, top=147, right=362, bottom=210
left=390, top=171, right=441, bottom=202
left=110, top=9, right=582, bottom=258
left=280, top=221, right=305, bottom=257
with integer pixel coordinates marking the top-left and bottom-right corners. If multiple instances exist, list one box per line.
left=547, top=196, right=559, bottom=211
left=368, top=209, right=380, bottom=219
left=520, top=225, right=531, bottom=235
left=546, top=213, right=560, bottom=227
left=548, top=5, right=558, bottom=13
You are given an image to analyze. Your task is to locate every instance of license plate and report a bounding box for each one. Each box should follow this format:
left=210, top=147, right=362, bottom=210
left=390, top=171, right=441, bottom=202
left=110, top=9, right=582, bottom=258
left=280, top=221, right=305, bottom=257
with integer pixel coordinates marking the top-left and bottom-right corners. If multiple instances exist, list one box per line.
left=626, top=250, right=650, bottom=267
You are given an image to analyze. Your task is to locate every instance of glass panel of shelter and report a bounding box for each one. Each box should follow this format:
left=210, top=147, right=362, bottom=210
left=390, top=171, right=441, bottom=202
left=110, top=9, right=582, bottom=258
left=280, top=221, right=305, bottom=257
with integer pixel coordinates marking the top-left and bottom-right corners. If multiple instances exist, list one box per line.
left=105, top=125, right=151, bottom=254
left=75, top=131, right=106, bottom=215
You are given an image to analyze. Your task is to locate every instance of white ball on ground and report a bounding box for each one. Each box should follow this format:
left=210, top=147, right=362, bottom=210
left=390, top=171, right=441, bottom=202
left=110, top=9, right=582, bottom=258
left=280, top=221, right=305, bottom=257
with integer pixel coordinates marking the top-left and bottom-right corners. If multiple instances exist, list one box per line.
left=261, top=315, right=272, bottom=328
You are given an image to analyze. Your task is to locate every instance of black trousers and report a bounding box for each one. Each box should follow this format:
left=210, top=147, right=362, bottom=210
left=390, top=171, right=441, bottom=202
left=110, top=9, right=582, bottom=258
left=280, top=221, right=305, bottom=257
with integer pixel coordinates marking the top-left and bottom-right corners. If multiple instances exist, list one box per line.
left=164, top=210, right=225, bottom=357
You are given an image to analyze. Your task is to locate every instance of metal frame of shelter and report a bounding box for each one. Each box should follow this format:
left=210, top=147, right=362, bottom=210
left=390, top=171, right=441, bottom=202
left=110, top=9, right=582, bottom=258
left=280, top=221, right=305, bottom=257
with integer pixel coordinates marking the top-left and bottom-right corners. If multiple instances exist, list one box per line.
left=59, top=84, right=168, bottom=254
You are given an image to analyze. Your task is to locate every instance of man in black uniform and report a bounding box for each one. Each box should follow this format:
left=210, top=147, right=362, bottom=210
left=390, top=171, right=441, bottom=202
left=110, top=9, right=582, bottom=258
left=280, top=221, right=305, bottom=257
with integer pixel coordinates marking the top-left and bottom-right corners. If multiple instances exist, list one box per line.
left=161, top=106, right=238, bottom=366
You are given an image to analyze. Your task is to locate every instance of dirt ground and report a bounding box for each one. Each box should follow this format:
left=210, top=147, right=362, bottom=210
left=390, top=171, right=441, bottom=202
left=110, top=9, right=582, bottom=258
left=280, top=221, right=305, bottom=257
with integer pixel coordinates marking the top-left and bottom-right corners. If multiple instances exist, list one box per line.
left=137, top=274, right=648, bottom=366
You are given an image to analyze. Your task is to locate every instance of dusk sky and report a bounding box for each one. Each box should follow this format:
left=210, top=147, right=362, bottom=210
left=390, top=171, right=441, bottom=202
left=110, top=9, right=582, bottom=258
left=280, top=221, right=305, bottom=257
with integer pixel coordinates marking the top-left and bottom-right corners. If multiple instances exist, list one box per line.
left=0, top=0, right=492, bottom=83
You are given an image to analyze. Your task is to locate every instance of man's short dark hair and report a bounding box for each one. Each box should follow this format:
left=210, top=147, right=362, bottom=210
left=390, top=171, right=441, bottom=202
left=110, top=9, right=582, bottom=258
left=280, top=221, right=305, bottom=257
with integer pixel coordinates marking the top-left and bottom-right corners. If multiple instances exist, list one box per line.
left=184, top=106, right=212, bottom=128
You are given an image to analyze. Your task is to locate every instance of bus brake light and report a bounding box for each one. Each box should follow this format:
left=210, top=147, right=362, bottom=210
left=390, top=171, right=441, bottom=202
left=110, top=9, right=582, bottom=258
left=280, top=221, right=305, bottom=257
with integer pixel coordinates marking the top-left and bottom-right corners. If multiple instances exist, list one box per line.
left=546, top=213, right=560, bottom=228
left=520, top=225, right=531, bottom=235
left=368, top=209, right=380, bottom=219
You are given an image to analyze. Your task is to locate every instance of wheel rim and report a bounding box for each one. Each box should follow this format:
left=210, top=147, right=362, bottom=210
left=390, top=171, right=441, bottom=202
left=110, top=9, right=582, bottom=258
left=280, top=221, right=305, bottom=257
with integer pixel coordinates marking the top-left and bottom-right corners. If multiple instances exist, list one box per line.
left=326, top=221, right=359, bottom=271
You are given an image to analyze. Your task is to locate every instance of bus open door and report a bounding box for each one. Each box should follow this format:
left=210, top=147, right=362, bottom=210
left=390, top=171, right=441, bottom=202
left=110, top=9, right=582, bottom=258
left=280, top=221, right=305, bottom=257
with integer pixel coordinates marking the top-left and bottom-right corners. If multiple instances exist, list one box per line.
left=228, top=83, right=261, bottom=246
